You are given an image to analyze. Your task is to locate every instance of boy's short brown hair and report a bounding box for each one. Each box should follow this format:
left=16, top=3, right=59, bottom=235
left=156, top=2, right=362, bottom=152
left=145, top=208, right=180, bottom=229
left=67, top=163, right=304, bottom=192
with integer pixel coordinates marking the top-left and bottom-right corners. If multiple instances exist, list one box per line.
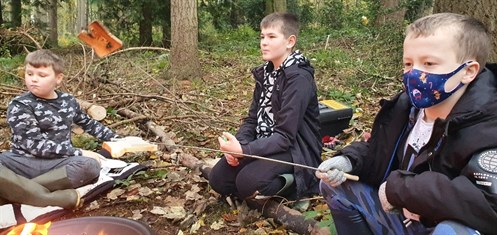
left=406, top=13, right=490, bottom=68
left=24, top=49, right=65, bottom=74
left=260, top=12, right=300, bottom=38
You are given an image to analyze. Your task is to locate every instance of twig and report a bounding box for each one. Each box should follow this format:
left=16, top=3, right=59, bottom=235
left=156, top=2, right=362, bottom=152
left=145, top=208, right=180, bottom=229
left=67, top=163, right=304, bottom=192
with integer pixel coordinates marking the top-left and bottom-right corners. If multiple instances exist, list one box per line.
left=19, top=29, right=42, bottom=50
left=108, top=116, right=149, bottom=128
left=0, top=91, right=20, bottom=96
left=106, top=47, right=170, bottom=57
left=0, top=68, right=23, bottom=81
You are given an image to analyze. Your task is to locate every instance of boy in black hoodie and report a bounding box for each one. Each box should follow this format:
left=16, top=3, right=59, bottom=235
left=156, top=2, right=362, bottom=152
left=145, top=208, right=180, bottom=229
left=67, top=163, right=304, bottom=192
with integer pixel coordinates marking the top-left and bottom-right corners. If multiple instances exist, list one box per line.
left=209, top=12, right=322, bottom=200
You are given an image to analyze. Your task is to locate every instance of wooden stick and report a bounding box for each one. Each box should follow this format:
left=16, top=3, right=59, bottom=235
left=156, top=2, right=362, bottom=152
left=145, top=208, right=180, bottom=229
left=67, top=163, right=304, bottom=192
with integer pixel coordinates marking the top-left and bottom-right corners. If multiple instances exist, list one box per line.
left=168, top=143, right=359, bottom=181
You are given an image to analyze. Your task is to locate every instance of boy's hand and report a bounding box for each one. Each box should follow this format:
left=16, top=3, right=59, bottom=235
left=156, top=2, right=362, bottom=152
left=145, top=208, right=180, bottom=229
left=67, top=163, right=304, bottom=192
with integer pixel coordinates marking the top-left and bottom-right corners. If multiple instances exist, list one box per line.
left=403, top=208, right=420, bottom=221
left=315, top=155, right=352, bottom=187
left=224, top=153, right=240, bottom=167
left=218, top=132, right=243, bottom=158
left=81, top=150, right=103, bottom=166
left=378, top=181, right=397, bottom=213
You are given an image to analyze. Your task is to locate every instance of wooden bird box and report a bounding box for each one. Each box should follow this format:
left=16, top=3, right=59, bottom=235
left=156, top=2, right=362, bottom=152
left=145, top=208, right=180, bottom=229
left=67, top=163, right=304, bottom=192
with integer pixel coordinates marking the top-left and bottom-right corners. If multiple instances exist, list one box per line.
left=78, top=21, right=123, bottom=57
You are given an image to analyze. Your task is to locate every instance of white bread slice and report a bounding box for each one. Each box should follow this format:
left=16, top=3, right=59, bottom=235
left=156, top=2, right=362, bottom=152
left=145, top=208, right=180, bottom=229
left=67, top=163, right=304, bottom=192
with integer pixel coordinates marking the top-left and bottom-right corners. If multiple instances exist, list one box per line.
left=102, top=137, right=158, bottom=158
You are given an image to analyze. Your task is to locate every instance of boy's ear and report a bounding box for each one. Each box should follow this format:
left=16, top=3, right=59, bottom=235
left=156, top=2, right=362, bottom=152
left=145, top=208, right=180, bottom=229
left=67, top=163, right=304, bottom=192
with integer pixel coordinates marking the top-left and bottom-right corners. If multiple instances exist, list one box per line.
left=286, top=35, right=297, bottom=49
left=56, top=73, right=64, bottom=85
left=461, top=61, right=480, bottom=84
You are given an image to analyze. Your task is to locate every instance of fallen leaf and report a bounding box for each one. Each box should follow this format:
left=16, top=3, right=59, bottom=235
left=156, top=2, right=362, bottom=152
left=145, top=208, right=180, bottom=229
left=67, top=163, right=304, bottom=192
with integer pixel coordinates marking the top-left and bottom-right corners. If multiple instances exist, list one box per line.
left=189, top=218, right=204, bottom=234
left=107, top=188, right=125, bottom=200
left=150, top=206, right=167, bottom=215
left=85, top=201, right=100, bottom=211
left=130, top=209, right=143, bottom=220
left=210, top=219, right=225, bottom=231
left=222, top=212, right=238, bottom=223
left=164, top=196, right=186, bottom=206
left=164, top=206, right=187, bottom=220
left=126, top=194, right=141, bottom=201
left=139, top=186, right=154, bottom=196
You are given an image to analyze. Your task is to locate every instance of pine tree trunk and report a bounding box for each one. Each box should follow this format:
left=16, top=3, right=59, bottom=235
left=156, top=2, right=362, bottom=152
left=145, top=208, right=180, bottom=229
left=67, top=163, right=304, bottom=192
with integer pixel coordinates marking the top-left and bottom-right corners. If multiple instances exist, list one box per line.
left=11, top=0, right=22, bottom=27
left=170, top=0, right=201, bottom=80
left=273, top=0, right=287, bottom=12
left=48, top=0, right=58, bottom=47
left=265, top=0, right=287, bottom=15
left=161, top=0, right=171, bottom=48
left=229, top=0, right=242, bottom=28
left=139, top=1, right=153, bottom=46
left=0, top=0, right=3, bottom=26
left=434, top=0, right=497, bottom=62
left=76, top=0, right=88, bottom=32
left=265, top=0, right=274, bottom=16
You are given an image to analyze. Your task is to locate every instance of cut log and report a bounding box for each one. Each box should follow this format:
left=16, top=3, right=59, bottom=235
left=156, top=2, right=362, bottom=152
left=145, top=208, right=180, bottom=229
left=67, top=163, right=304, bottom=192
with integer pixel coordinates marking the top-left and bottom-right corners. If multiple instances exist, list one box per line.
left=71, top=125, right=84, bottom=134
left=178, top=153, right=330, bottom=235
left=77, top=99, right=107, bottom=121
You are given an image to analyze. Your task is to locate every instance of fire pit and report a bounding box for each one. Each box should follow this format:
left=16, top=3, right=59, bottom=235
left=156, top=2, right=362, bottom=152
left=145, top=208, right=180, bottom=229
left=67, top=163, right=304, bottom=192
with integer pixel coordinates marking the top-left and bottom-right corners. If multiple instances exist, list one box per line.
left=4, top=216, right=155, bottom=235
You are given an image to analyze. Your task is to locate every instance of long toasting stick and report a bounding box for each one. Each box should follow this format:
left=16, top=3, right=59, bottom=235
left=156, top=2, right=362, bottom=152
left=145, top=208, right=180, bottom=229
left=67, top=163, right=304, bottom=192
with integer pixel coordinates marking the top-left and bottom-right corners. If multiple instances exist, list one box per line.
left=164, top=143, right=360, bottom=181
left=103, top=137, right=359, bottom=181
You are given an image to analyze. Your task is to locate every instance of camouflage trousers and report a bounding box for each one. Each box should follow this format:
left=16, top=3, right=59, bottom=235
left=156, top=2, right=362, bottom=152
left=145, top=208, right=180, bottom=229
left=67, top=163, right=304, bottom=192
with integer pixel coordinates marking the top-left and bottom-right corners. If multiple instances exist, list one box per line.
left=320, top=181, right=479, bottom=235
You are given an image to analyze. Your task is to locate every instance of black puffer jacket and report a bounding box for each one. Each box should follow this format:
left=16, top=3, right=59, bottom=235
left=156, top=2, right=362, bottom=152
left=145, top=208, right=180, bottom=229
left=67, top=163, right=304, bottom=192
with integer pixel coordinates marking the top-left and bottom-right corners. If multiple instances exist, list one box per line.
left=236, top=59, right=322, bottom=198
left=340, top=64, right=497, bottom=234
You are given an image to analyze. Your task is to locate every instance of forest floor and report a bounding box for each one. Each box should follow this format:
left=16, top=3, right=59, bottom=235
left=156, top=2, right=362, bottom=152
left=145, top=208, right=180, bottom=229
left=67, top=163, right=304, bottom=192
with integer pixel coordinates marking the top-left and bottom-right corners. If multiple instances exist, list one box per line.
left=0, top=37, right=399, bottom=234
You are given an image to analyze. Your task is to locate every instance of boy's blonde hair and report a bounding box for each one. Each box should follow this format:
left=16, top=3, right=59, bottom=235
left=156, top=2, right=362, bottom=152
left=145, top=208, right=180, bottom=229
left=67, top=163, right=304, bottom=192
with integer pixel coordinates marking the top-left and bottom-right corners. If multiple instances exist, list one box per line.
left=406, top=13, right=490, bottom=69
left=260, top=12, right=300, bottom=39
left=24, top=49, right=65, bottom=74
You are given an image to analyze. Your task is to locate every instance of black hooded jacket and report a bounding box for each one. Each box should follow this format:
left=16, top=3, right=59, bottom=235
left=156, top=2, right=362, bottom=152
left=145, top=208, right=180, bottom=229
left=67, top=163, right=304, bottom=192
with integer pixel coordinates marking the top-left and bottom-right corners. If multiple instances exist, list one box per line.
left=235, top=59, right=323, bottom=198
left=339, top=64, right=497, bottom=234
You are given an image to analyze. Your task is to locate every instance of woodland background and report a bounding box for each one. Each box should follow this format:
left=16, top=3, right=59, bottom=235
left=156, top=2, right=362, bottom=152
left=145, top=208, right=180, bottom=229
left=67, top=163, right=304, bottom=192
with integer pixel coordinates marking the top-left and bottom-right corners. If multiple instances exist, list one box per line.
left=0, top=0, right=496, bottom=234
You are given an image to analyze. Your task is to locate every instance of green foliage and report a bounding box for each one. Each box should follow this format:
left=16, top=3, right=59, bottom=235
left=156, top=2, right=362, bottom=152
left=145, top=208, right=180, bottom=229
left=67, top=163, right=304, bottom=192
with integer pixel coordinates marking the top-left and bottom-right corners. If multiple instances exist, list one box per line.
left=303, top=208, right=337, bottom=234
left=115, top=170, right=149, bottom=187
left=326, top=90, right=356, bottom=105
left=314, top=0, right=374, bottom=31
left=199, top=24, right=259, bottom=55
left=0, top=54, right=24, bottom=85
left=71, top=133, right=100, bottom=151
left=58, top=34, right=82, bottom=47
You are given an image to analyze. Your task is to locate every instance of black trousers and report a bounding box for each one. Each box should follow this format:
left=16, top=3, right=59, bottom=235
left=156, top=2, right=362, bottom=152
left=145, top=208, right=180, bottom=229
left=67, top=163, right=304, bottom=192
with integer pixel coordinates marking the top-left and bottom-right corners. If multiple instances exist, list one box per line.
left=208, top=151, right=294, bottom=199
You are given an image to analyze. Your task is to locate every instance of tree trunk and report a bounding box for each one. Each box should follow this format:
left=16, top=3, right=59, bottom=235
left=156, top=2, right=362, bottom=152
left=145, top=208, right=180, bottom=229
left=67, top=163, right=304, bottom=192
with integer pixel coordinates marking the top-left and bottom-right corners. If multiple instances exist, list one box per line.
left=11, top=0, right=22, bottom=27
left=287, top=0, right=298, bottom=15
left=0, top=0, right=3, bottom=26
left=161, top=0, right=171, bottom=48
left=405, top=0, right=433, bottom=22
left=48, top=0, right=58, bottom=47
left=139, top=1, right=153, bottom=46
left=273, top=0, right=287, bottom=12
left=170, top=0, right=201, bottom=80
left=229, top=0, right=242, bottom=28
left=265, top=0, right=287, bottom=15
left=265, top=0, right=273, bottom=16
left=374, top=0, right=406, bottom=27
left=76, top=0, right=88, bottom=32
left=434, top=0, right=497, bottom=62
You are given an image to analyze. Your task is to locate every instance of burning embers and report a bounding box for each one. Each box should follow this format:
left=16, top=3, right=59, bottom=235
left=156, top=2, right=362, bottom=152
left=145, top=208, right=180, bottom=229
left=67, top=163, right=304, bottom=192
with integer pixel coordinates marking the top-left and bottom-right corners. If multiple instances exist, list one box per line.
left=6, top=222, right=51, bottom=235
left=3, top=216, right=154, bottom=235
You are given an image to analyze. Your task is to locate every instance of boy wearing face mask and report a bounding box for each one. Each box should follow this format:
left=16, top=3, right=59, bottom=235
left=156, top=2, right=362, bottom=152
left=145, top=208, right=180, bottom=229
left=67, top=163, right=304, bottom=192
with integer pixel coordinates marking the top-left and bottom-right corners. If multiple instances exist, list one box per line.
left=315, top=13, right=497, bottom=234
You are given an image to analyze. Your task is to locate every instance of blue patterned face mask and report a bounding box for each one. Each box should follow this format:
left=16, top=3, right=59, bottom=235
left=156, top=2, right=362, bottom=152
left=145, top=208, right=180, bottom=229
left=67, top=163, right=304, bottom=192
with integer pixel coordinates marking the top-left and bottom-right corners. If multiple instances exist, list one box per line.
left=402, top=62, right=471, bottom=108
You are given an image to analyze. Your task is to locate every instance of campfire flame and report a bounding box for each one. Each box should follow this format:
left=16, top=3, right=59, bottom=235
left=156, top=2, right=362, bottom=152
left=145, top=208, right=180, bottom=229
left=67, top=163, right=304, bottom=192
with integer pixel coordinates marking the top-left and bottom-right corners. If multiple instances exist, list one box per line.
left=7, top=222, right=51, bottom=235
